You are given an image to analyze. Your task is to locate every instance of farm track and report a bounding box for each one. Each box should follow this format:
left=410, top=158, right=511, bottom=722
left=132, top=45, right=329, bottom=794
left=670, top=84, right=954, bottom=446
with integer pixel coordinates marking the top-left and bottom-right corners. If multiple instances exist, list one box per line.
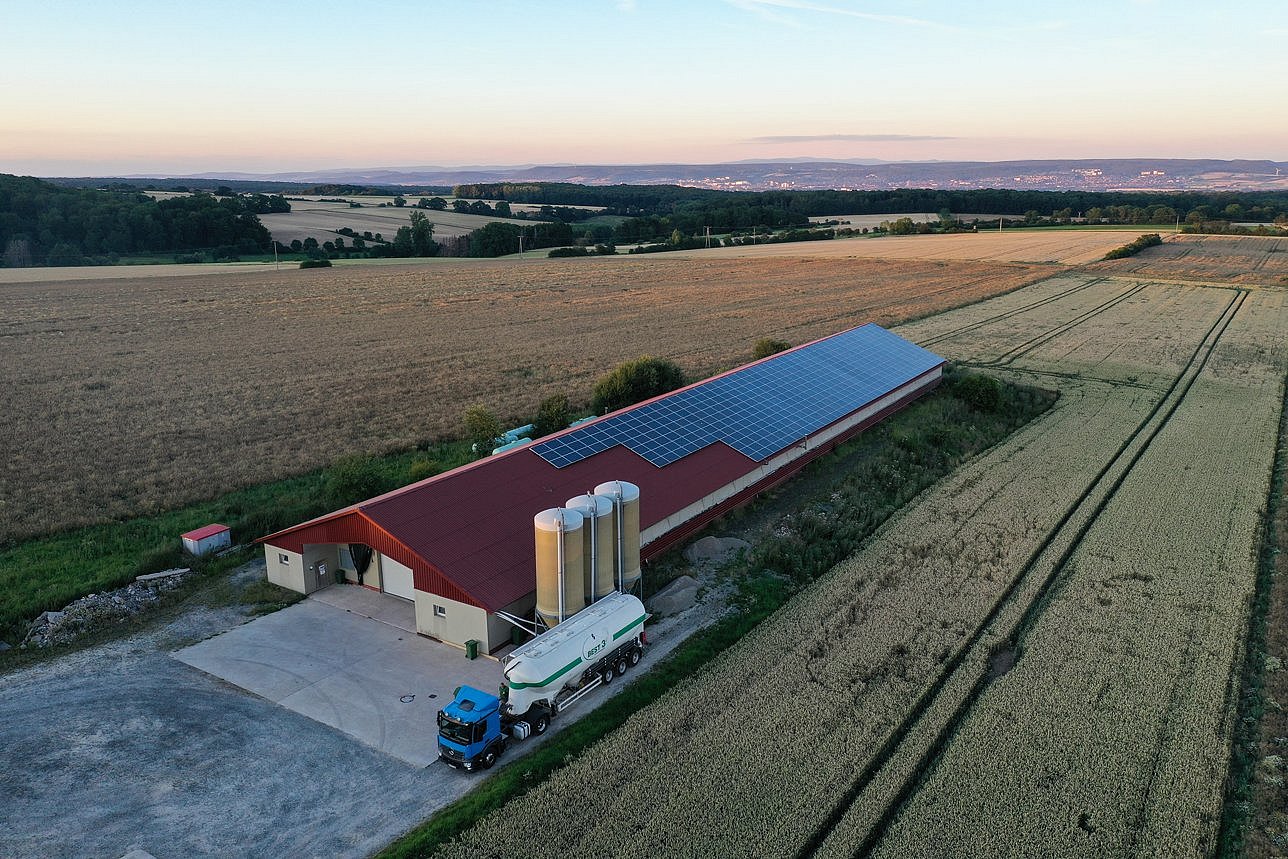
left=919, top=276, right=1107, bottom=348
left=798, top=289, right=1249, bottom=858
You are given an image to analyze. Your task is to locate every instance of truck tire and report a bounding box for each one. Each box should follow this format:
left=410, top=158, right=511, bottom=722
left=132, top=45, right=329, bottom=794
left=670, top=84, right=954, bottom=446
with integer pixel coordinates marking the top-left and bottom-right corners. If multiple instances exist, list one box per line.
left=532, top=713, right=550, bottom=735
left=629, top=647, right=642, bottom=666
left=481, top=746, right=498, bottom=769
left=615, top=658, right=628, bottom=676
left=600, top=666, right=614, bottom=685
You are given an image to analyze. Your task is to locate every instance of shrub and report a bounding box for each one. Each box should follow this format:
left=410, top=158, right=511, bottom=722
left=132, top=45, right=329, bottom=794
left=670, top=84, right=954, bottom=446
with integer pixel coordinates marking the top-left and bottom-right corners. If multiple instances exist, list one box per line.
left=408, top=456, right=440, bottom=483
left=1102, top=233, right=1163, bottom=260
left=463, top=406, right=502, bottom=456
left=547, top=246, right=589, bottom=258
left=952, top=372, right=1001, bottom=412
left=534, top=394, right=572, bottom=438
left=753, top=338, right=791, bottom=360
left=299, top=258, right=332, bottom=269
left=591, top=357, right=686, bottom=415
left=322, top=454, right=390, bottom=508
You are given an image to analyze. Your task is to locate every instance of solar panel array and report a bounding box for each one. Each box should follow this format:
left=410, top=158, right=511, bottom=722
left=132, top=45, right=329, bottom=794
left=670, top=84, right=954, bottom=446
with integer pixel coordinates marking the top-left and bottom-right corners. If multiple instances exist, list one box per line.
left=532, top=324, right=944, bottom=469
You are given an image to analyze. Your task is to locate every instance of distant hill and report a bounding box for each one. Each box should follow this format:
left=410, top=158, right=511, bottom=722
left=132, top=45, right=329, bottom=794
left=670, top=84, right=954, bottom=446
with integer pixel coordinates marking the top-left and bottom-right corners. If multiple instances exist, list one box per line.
left=87, top=158, right=1288, bottom=194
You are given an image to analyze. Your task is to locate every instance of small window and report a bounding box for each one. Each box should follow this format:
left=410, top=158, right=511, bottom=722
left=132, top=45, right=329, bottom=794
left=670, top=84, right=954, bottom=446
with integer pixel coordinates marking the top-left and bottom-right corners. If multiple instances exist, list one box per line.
left=278, top=553, right=290, bottom=565
left=433, top=605, right=447, bottom=618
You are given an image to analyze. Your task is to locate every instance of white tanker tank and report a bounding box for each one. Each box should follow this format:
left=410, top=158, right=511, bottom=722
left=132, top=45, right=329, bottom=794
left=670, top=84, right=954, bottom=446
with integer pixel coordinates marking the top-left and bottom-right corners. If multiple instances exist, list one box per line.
left=501, top=591, right=647, bottom=722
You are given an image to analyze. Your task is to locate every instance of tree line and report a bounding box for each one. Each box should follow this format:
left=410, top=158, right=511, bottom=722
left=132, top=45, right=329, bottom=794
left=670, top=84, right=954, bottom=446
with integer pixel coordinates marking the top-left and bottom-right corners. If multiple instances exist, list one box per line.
left=0, top=174, right=282, bottom=267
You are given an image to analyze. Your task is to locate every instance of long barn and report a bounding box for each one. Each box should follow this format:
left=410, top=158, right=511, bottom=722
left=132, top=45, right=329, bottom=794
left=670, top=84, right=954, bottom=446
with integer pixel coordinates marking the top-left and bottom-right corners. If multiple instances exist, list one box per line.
left=260, top=323, right=945, bottom=653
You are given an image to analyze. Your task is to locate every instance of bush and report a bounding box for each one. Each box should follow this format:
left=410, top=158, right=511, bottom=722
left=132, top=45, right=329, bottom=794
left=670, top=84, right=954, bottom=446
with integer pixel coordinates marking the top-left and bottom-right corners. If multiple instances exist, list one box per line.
left=534, top=394, right=572, bottom=438
left=591, top=356, right=686, bottom=415
left=408, top=456, right=440, bottom=483
left=951, top=372, right=1001, bottom=413
left=752, top=338, right=791, bottom=360
left=322, top=454, right=390, bottom=508
left=547, top=246, right=589, bottom=258
left=463, top=406, right=502, bottom=456
left=299, top=258, right=332, bottom=269
left=1103, top=233, right=1163, bottom=260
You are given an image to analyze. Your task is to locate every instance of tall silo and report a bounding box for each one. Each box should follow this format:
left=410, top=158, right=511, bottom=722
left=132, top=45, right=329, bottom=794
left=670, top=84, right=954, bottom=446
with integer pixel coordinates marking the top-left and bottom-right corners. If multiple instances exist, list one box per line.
left=533, top=507, right=585, bottom=627
left=593, top=480, right=641, bottom=593
left=565, top=493, right=616, bottom=602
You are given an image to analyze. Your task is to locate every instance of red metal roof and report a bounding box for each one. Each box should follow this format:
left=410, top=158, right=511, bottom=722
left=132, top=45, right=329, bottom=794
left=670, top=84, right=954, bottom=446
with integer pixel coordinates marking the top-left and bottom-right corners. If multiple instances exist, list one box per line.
left=262, top=324, right=946, bottom=614
left=182, top=523, right=230, bottom=541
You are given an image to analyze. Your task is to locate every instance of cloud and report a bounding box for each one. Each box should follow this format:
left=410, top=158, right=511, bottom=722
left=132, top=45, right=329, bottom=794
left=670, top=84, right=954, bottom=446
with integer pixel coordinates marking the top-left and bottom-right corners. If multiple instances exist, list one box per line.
left=748, top=133, right=958, bottom=144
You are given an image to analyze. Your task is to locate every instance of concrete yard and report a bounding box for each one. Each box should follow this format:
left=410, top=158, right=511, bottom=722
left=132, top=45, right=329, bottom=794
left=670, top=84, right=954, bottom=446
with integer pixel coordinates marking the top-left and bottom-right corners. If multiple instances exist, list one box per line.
left=174, top=586, right=502, bottom=767
left=0, top=563, right=722, bottom=858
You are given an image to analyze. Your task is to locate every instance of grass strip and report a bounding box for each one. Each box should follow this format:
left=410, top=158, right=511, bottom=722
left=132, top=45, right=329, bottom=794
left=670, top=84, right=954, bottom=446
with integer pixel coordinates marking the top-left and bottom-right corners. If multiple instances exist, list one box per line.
left=378, top=368, right=1056, bottom=858
left=0, top=442, right=472, bottom=644
left=1218, top=373, right=1288, bottom=856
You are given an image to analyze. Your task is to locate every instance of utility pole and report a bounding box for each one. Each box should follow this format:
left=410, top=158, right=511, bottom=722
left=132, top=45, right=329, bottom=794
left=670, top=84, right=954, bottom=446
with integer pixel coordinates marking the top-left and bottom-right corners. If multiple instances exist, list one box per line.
left=273, top=241, right=279, bottom=271
left=518, top=234, right=524, bottom=257
left=704, top=225, right=711, bottom=249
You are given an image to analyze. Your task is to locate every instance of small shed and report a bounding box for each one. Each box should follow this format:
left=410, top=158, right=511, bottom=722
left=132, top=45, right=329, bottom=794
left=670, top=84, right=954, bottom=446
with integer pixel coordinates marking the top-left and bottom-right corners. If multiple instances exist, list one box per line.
left=182, top=523, right=232, bottom=556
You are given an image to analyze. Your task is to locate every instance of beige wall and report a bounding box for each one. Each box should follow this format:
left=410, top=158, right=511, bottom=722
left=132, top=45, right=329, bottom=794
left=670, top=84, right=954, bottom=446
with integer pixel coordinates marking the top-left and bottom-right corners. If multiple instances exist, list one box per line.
left=414, top=589, right=491, bottom=650
left=265, top=545, right=305, bottom=592
left=264, top=543, right=338, bottom=594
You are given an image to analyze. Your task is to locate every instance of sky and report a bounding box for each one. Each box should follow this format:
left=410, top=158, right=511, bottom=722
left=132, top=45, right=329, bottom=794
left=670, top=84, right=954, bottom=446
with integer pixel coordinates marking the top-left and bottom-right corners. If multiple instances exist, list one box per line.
left=1, top=0, right=1285, bottom=176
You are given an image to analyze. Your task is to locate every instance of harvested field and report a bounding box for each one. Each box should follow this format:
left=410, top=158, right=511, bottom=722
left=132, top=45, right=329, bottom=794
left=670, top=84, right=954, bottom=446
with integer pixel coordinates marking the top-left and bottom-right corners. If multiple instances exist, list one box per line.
left=0, top=255, right=1048, bottom=542
left=664, top=228, right=1145, bottom=265
left=258, top=199, right=537, bottom=244
left=1088, top=233, right=1288, bottom=284
left=421, top=271, right=1288, bottom=857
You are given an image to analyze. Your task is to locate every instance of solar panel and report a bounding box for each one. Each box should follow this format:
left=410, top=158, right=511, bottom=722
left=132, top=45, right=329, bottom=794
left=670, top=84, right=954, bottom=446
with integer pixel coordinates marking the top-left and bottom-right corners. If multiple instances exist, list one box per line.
left=532, top=324, right=943, bottom=469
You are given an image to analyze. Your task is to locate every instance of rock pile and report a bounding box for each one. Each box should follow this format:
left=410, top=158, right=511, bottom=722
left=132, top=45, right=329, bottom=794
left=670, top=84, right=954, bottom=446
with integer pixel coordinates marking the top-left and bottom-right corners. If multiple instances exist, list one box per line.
left=20, top=568, right=194, bottom=649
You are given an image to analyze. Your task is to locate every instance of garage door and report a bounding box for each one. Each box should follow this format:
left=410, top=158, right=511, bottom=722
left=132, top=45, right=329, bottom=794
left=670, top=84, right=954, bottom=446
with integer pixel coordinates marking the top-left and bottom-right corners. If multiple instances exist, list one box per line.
left=382, top=556, right=416, bottom=601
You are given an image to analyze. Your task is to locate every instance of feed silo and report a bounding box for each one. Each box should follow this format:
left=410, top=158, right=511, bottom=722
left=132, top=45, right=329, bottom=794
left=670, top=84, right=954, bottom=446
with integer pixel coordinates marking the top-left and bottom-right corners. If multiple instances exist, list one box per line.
left=594, top=480, right=641, bottom=593
left=533, top=507, right=586, bottom=627
left=565, top=493, right=616, bottom=602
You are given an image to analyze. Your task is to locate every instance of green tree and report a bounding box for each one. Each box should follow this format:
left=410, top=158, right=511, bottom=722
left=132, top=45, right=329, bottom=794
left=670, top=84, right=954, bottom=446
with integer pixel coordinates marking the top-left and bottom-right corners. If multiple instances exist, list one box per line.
left=464, top=406, right=502, bottom=455
left=393, top=195, right=407, bottom=207
left=494, top=201, right=512, bottom=217
left=427, top=197, right=448, bottom=210
left=592, top=356, right=686, bottom=415
left=323, top=454, right=391, bottom=507
left=534, top=393, right=572, bottom=438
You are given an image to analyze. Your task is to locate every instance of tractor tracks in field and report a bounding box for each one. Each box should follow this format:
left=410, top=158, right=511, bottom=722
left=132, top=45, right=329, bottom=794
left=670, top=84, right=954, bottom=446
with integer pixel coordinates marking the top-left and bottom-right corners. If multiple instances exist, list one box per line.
left=794, top=289, right=1249, bottom=859
left=919, top=276, right=1108, bottom=349
left=978, top=280, right=1151, bottom=368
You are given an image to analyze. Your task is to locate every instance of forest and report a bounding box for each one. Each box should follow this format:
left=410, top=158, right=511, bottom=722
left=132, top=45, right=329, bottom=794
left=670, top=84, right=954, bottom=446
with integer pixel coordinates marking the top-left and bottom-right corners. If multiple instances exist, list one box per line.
left=0, top=174, right=281, bottom=266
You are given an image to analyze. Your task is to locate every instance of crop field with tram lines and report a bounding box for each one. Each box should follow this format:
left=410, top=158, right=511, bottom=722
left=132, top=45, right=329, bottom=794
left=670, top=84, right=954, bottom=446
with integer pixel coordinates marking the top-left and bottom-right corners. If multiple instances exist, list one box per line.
left=421, top=239, right=1288, bottom=858
left=1087, top=233, right=1288, bottom=285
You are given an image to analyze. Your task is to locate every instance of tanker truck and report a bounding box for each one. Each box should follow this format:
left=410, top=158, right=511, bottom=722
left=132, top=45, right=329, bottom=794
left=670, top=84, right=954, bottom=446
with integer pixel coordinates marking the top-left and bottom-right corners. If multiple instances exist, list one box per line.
left=437, top=590, right=647, bottom=771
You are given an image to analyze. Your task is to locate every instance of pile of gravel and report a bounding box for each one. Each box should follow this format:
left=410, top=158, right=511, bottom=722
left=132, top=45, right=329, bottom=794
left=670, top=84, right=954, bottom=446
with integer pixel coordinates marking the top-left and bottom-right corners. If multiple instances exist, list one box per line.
left=20, top=568, right=195, bottom=649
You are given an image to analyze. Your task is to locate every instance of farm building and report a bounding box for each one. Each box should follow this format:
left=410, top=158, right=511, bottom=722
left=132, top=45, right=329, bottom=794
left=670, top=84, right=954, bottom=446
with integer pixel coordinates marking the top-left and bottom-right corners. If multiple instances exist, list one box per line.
left=260, top=323, right=945, bottom=653
left=182, top=523, right=232, bottom=556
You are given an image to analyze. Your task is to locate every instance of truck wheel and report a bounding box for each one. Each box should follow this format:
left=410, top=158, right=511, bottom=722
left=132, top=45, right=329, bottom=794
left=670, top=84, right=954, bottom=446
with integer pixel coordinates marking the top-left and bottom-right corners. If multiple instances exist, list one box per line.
left=629, top=647, right=642, bottom=666
left=533, top=713, right=550, bottom=735
left=481, top=747, right=498, bottom=769
left=600, top=667, right=614, bottom=684
left=615, top=658, right=628, bottom=676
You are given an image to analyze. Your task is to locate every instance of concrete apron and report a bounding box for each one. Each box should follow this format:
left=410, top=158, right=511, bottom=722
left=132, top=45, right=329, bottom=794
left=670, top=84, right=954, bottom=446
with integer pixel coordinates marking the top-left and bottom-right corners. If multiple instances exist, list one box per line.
left=172, top=591, right=502, bottom=767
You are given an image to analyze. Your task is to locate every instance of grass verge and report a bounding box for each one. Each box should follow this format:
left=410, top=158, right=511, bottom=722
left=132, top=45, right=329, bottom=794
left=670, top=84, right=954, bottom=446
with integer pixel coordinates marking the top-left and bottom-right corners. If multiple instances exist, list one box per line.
left=0, top=440, right=472, bottom=645
left=1219, top=375, right=1288, bottom=857
left=377, top=367, right=1056, bottom=858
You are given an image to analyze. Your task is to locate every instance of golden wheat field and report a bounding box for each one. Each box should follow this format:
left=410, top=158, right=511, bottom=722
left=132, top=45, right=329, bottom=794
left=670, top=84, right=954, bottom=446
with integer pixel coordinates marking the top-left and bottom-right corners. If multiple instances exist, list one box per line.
left=1088, top=233, right=1288, bottom=284
left=0, top=254, right=1048, bottom=542
left=427, top=246, right=1288, bottom=858
left=664, top=228, right=1143, bottom=265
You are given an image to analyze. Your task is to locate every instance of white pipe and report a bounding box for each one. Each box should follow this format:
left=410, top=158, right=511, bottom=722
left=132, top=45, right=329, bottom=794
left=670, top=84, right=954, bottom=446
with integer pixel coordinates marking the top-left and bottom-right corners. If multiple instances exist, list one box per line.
left=614, top=485, right=625, bottom=592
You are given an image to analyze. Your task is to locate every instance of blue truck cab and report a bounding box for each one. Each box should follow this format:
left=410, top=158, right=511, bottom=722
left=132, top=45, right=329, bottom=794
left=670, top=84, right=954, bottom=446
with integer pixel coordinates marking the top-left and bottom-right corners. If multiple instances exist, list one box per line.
left=437, top=685, right=506, bottom=771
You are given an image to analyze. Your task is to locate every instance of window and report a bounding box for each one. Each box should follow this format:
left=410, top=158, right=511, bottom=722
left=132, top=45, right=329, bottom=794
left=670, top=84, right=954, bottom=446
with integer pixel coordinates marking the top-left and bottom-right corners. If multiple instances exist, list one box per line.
left=278, top=553, right=290, bottom=565
left=433, top=605, right=447, bottom=618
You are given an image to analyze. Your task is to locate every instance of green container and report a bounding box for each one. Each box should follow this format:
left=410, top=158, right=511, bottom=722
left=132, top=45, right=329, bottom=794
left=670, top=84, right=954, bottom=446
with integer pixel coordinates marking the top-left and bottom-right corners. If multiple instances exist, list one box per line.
left=465, top=639, right=479, bottom=660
